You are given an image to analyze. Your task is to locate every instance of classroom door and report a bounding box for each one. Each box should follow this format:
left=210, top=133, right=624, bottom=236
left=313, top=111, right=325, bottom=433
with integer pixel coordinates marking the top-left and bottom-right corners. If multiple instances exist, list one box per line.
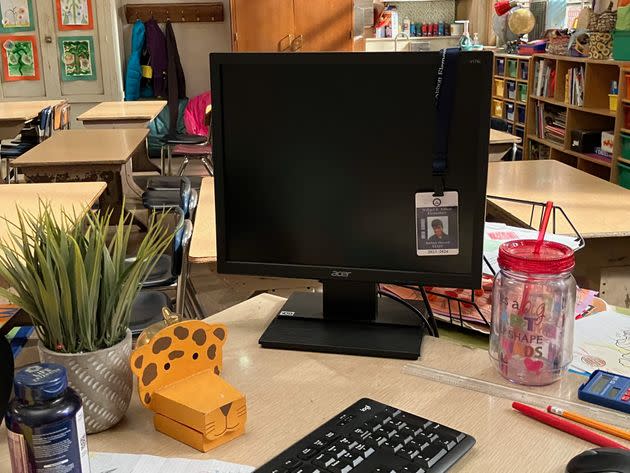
left=0, top=0, right=123, bottom=105
left=231, top=0, right=295, bottom=52
left=292, top=0, right=353, bottom=52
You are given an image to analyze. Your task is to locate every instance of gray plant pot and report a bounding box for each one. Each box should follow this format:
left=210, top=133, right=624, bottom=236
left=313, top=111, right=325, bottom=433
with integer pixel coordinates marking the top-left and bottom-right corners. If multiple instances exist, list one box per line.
left=38, top=329, right=133, bottom=434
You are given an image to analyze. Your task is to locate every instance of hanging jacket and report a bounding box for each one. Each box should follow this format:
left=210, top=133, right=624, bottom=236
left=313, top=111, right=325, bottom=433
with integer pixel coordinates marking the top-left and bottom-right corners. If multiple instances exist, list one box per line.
left=125, top=20, right=145, bottom=101
left=165, top=20, right=187, bottom=134
left=145, top=19, right=168, bottom=98
left=183, top=91, right=211, bottom=137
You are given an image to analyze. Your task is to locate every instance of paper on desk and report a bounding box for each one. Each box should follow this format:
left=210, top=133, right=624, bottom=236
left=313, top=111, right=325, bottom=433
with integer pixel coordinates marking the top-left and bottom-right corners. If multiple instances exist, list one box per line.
left=571, top=305, right=630, bottom=377
left=482, top=222, right=581, bottom=275
left=89, top=452, right=255, bottom=473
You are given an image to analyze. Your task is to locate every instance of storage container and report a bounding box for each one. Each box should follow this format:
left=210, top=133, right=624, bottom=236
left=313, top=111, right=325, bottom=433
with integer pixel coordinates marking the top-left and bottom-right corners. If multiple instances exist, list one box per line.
left=493, top=99, right=504, bottom=118
left=507, top=80, right=516, bottom=99
left=496, top=58, right=505, bottom=75
left=489, top=240, right=576, bottom=386
left=495, top=78, right=505, bottom=97
left=609, top=94, right=619, bottom=112
left=506, top=102, right=515, bottom=121
left=518, top=84, right=528, bottom=102
left=619, top=162, right=630, bottom=190
left=517, top=104, right=526, bottom=124
left=515, top=126, right=525, bottom=141
left=613, top=30, right=630, bottom=61
left=621, top=132, right=630, bottom=159
left=626, top=73, right=630, bottom=100
left=507, top=124, right=513, bottom=134
left=507, top=60, right=518, bottom=78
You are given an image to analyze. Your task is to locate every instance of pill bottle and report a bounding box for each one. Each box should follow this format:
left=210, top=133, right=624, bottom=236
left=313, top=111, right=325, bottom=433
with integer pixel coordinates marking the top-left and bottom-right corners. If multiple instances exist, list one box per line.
left=5, top=363, right=91, bottom=473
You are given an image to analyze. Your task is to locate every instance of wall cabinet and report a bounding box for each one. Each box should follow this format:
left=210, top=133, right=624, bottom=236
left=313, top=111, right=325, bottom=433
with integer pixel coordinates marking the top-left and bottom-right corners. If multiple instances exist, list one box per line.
left=230, top=0, right=367, bottom=52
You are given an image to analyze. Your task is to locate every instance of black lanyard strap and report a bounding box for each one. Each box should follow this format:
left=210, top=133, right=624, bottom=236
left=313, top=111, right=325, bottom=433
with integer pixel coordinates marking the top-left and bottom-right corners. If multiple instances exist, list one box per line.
left=433, top=48, right=460, bottom=180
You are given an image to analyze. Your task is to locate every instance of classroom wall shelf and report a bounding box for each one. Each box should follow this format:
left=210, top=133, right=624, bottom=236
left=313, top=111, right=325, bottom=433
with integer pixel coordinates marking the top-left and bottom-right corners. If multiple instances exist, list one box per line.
left=492, top=52, right=532, bottom=161
left=526, top=53, right=630, bottom=186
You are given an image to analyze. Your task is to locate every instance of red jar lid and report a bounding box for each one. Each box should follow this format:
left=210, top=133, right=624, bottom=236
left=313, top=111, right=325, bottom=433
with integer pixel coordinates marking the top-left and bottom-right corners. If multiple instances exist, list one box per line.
left=497, top=240, right=575, bottom=275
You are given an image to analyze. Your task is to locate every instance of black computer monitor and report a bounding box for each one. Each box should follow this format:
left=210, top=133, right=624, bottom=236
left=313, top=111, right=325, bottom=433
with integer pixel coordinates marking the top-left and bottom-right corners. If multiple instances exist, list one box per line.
left=210, top=51, right=492, bottom=359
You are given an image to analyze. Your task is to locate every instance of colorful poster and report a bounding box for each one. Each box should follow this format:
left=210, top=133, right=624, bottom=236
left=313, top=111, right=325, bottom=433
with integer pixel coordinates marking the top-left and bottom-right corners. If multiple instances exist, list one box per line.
left=0, top=0, right=34, bottom=33
left=56, top=0, right=93, bottom=31
left=58, top=36, right=96, bottom=81
left=0, top=34, right=39, bottom=81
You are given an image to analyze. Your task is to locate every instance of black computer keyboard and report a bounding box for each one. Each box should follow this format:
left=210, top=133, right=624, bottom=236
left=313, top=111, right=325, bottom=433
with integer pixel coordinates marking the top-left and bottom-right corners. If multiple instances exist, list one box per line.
left=256, top=398, right=475, bottom=473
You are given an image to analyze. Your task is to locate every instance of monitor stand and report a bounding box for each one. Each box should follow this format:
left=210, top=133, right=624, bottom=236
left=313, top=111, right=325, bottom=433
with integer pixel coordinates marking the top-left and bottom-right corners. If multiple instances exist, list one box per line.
left=258, top=280, right=424, bottom=360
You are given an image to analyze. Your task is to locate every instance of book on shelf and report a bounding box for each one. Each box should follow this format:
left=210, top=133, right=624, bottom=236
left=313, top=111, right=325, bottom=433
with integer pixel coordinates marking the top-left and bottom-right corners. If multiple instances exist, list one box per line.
left=535, top=101, right=566, bottom=144
left=564, top=65, right=585, bottom=106
left=535, top=59, right=556, bottom=98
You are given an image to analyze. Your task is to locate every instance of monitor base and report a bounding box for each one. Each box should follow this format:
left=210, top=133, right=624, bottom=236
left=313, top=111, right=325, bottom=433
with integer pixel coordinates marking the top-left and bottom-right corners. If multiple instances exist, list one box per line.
left=259, top=291, right=424, bottom=360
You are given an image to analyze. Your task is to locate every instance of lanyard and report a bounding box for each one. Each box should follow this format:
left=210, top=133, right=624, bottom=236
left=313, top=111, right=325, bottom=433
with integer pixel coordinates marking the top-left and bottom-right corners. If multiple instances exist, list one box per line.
left=433, top=48, right=460, bottom=194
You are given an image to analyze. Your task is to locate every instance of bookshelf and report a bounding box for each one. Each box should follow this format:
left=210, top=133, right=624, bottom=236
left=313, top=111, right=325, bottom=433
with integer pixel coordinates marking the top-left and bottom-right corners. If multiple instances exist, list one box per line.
left=526, top=53, right=630, bottom=185
left=492, top=53, right=532, bottom=160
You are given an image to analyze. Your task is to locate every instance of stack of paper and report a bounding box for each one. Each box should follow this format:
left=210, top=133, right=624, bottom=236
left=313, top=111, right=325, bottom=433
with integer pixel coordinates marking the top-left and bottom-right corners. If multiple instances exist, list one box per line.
left=90, top=452, right=255, bottom=473
left=571, top=304, right=630, bottom=377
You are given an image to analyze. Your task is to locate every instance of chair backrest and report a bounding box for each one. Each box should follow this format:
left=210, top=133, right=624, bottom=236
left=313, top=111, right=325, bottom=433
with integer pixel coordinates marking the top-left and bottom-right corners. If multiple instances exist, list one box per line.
left=53, top=103, right=71, bottom=130
left=38, top=107, right=54, bottom=140
left=171, top=211, right=193, bottom=278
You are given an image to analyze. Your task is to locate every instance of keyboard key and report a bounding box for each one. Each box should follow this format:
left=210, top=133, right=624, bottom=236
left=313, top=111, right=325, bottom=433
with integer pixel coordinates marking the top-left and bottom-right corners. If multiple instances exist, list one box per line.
left=312, top=439, right=328, bottom=449
left=337, top=438, right=357, bottom=449
left=382, top=441, right=403, bottom=454
left=409, top=440, right=429, bottom=452
left=297, top=446, right=318, bottom=459
left=434, top=439, right=457, bottom=451
left=431, top=425, right=465, bottom=443
left=293, top=466, right=320, bottom=473
left=339, top=452, right=363, bottom=467
left=390, top=434, right=404, bottom=445
left=391, top=409, right=402, bottom=418
left=397, top=446, right=419, bottom=461
left=390, top=419, right=407, bottom=431
left=415, top=445, right=447, bottom=469
left=364, top=447, right=375, bottom=458
left=313, top=454, right=335, bottom=469
left=371, top=467, right=389, bottom=473
left=401, top=465, right=425, bottom=473
left=327, top=460, right=350, bottom=473
left=323, top=431, right=337, bottom=441
left=269, top=469, right=285, bottom=473
left=281, top=458, right=302, bottom=469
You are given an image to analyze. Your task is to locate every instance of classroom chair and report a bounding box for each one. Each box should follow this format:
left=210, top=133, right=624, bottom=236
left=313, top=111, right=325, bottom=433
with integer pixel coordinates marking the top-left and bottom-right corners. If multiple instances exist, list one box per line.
left=160, top=107, right=213, bottom=177
left=490, top=117, right=517, bottom=161
left=129, top=213, right=194, bottom=334
left=142, top=176, right=198, bottom=219
left=1, top=107, right=54, bottom=183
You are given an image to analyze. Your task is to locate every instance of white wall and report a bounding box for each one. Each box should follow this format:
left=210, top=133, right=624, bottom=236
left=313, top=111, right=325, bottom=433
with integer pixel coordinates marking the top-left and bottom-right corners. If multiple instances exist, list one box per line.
left=119, top=0, right=232, bottom=98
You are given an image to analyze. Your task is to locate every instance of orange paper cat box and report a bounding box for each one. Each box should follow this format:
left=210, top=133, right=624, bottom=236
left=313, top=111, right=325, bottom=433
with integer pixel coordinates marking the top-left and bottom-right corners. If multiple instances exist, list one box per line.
left=130, top=320, right=247, bottom=452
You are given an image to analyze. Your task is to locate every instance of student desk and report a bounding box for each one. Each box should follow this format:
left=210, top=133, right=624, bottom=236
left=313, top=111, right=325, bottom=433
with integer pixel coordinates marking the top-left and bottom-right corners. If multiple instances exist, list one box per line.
left=0, top=99, right=66, bottom=141
left=11, top=129, right=148, bottom=212
left=2, top=293, right=624, bottom=471
left=488, top=129, right=521, bottom=162
left=487, top=160, right=630, bottom=304
left=77, top=101, right=167, bottom=173
left=189, top=177, right=217, bottom=264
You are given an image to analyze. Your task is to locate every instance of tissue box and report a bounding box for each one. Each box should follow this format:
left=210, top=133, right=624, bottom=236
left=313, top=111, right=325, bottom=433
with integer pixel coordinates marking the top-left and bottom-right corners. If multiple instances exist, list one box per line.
left=601, top=131, right=614, bottom=154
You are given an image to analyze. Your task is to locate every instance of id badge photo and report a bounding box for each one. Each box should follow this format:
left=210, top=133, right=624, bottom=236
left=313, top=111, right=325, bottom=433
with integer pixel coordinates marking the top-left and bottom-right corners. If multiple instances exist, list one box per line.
left=415, top=191, right=459, bottom=256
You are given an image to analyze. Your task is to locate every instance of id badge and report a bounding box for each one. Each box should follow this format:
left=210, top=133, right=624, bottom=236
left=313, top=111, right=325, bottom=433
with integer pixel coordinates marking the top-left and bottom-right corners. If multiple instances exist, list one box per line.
left=415, top=191, right=459, bottom=256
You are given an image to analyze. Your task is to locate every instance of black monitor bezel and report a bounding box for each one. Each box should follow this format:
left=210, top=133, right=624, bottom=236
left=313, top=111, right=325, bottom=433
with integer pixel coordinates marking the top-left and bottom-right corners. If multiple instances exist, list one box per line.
left=210, top=52, right=491, bottom=289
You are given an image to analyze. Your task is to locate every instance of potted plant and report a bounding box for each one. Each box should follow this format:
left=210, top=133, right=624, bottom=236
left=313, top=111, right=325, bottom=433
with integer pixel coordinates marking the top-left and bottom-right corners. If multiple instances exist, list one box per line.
left=0, top=204, right=173, bottom=433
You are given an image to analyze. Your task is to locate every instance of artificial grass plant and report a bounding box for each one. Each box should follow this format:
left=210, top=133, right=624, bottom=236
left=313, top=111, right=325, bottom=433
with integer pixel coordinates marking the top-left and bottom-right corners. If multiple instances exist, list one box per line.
left=0, top=203, right=173, bottom=353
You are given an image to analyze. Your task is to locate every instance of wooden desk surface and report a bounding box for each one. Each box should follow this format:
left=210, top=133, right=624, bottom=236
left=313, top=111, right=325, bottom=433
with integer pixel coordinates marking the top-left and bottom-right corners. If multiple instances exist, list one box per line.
left=189, top=177, right=217, bottom=263
left=0, top=182, right=106, bottom=244
left=1, top=294, right=622, bottom=472
left=77, top=101, right=167, bottom=122
left=487, top=160, right=630, bottom=238
left=0, top=100, right=65, bottom=121
left=12, top=129, right=149, bottom=167
left=489, top=129, right=521, bottom=145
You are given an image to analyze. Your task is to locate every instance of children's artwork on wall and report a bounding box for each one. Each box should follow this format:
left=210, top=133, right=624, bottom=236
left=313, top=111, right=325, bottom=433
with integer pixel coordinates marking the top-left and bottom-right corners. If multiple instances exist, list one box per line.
left=56, top=0, right=93, bottom=31
left=0, top=0, right=34, bottom=33
left=58, top=36, right=96, bottom=81
left=0, top=34, right=39, bottom=81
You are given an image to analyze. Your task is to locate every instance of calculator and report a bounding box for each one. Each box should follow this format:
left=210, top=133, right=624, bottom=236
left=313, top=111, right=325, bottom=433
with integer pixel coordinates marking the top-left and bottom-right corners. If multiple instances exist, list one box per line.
left=578, top=370, right=630, bottom=414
